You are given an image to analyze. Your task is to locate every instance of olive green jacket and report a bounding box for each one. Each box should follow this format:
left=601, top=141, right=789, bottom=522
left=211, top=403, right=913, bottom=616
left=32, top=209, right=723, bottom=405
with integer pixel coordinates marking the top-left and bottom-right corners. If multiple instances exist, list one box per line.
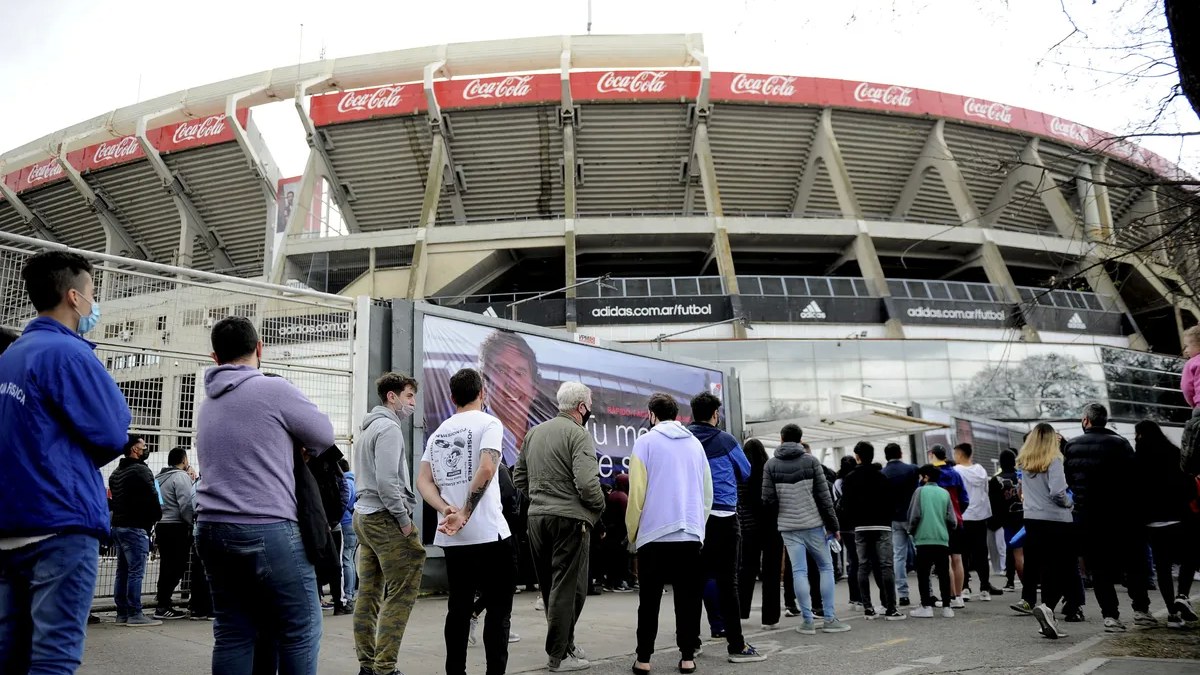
left=513, top=412, right=605, bottom=524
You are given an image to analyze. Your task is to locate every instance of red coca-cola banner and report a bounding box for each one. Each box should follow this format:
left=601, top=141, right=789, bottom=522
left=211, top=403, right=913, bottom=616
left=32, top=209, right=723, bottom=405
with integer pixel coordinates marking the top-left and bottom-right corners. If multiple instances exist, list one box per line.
left=155, top=108, right=250, bottom=155
left=435, top=74, right=559, bottom=110
left=570, top=70, right=700, bottom=102
left=310, top=84, right=426, bottom=126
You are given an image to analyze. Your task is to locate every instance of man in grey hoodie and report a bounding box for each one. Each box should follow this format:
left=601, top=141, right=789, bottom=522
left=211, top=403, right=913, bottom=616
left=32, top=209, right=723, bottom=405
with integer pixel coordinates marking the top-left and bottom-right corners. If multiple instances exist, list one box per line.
left=353, top=372, right=426, bottom=675
left=153, top=447, right=196, bottom=620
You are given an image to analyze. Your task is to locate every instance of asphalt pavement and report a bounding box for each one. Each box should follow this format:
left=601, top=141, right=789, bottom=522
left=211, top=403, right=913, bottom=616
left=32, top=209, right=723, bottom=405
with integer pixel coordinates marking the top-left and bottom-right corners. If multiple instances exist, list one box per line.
left=78, top=574, right=1200, bottom=675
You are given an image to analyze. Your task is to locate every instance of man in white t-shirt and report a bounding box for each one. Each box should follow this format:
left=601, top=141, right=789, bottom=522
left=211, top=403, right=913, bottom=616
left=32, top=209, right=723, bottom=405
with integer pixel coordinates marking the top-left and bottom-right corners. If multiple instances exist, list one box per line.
left=418, top=368, right=515, bottom=675
left=952, top=443, right=1002, bottom=601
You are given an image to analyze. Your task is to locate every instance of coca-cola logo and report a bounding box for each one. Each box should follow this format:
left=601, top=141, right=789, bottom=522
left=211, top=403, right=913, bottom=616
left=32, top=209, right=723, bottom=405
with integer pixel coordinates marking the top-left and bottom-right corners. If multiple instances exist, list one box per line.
left=172, top=115, right=228, bottom=145
left=27, top=161, right=63, bottom=184
left=337, top=86, right=405, bottom=114
left=463, top=76, right=534, bottom=101
left=93, top=137, right=140, bottom=164
left=963, top=98, right=1013, bottom=124
left=1049, top=117, right=1091, bottom=144
left=853, top=82, right=914, bottom=107
left=730, top=74, right=797, bottom=97
left=596, top=71, right=668, bottom=94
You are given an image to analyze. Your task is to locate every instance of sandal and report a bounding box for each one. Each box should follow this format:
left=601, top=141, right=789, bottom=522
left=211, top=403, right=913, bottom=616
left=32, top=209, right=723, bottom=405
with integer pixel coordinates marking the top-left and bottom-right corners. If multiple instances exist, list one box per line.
left=678, top=659, right=696, bottom=674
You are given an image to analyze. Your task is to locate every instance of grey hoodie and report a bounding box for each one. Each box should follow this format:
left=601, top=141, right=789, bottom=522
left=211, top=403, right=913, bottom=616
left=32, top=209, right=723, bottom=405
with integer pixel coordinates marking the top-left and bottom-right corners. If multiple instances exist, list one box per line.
left=354, top=405, right=418, bottom=528
left=156, top=466, right=195, bottom=525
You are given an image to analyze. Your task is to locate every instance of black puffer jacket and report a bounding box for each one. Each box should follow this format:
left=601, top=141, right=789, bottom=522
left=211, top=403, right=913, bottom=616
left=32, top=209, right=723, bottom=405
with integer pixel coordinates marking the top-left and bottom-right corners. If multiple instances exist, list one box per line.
left=1063, top=427, right=1135, bottom=523
left=109, top=456, right=162, bottom=532
left=837, top=462, right=893, bottom=531
left=736, top=458, right=765, bottom=534
left=1135, top=442, right=1198, bottom=524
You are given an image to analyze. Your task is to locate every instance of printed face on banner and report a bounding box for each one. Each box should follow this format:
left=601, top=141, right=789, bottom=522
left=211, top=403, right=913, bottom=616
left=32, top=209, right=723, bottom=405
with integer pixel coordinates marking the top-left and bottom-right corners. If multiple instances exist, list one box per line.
left=421, top=315, right=724, bottom=478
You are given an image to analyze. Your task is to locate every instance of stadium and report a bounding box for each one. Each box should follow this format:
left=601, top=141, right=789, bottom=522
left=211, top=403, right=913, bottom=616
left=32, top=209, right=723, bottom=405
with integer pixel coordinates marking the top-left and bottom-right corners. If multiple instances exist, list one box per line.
left=1, top=32, right=1197, bottom=462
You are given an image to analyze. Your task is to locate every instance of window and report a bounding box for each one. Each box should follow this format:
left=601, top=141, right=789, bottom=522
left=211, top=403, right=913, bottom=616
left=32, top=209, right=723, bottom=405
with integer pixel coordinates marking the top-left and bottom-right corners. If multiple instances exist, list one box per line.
left=759, top=277, right=785, bottom=296
left=830, top=278, right=855, bottom=297
left=929, top=282, right=951, bottom=300
left=784, top=277, right=808, bottom=296
left=183, top=309, right=205, bottom=326
left=666, top=278, right=693, bottom=296
left=887, top=280, right=908, bottom=298
left=208, top=307, right=230, bottom=323
left=624, top=279, right=649, bottom=297
left=908, top=282, right=930, bottom=299
left=737, top=276, right=762, bottom=295
left=233, top=304, right=257, bottom=320
left=698, top=277, right=724, bottom=295
left=156, top=316, right=168, bottom=331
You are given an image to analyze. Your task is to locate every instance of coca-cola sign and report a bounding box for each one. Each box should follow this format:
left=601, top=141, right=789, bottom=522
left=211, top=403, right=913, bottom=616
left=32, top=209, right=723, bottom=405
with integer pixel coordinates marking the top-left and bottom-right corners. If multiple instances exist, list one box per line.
left=853, top=82, right=914, bottom=107
left=26, top=160, right=63, bottom=186
left=596, top=71, right=668, bottom=94
left=1049, top=117, right=1091, bottom=144
left=463, top=76, right=534, bottom=100
left=92, top=137, right=141, bottom=165
left=963, top=98, right=1013, bottom=124
left=172, top=115, right=228, bottom=145
left=730, top=74, right=797, bottom=97
left=337, top=86, right=406, bottom=114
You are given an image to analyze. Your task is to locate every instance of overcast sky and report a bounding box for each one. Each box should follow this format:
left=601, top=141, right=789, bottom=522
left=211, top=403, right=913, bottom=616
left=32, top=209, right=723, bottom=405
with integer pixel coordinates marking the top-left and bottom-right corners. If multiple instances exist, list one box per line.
left=1, top=0, right=1195, bottom=177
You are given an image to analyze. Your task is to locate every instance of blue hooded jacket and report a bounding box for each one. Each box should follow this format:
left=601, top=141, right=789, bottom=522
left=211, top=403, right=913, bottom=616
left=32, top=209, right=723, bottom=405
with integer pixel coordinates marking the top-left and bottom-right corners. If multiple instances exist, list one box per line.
left=340, top=471, right=356, bottom=530
left=0, top=317, right=131, bottom=541
left=687, top=422, right=751, bottom=512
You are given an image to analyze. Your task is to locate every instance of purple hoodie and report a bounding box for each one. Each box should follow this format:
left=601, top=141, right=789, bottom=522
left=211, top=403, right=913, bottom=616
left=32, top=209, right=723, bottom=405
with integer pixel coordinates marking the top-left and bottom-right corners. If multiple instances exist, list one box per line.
left=195, top=365, right=335, bottom=524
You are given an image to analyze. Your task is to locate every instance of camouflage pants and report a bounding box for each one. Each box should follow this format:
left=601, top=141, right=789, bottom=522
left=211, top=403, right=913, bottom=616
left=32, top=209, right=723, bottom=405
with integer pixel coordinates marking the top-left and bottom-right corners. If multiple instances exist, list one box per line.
left=353, top=512, right=426, bottom=674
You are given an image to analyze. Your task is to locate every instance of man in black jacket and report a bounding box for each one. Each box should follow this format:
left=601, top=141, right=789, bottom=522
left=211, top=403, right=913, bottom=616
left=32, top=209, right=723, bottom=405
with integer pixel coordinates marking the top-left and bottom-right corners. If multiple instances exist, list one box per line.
left=880, top=443, right=918, bottom=606
left=839, top=442, right=905, bottom=620
left=108, top=434, right=163, bottom=627
left=1064, top=403, right=1153, bottom=631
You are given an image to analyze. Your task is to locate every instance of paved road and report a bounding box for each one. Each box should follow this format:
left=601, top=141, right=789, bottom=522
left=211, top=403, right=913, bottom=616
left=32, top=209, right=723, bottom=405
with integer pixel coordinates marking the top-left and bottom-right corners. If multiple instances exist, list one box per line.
left=79, top=575, right=1198, bottom=675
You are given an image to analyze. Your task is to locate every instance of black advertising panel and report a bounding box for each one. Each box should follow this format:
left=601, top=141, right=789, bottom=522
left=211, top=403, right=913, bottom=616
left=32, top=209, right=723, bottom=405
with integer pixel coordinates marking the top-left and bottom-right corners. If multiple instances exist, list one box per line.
left=889, top=299, right=1018, bottom=328
left=740, top=296, right=885, bottom=324
left=1024, top=306, right=1126, bottom=336
left=261, top=312, right=351, bottom=344
left=576, top=296, right=734, bottom=325
left=444, top=301, right=567, bottom=328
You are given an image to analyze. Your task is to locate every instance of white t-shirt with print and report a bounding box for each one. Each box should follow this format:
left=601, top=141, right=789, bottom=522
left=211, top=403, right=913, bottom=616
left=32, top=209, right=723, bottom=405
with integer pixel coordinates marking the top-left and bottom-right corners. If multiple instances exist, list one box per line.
left=421, top=409, right=511, bottom=548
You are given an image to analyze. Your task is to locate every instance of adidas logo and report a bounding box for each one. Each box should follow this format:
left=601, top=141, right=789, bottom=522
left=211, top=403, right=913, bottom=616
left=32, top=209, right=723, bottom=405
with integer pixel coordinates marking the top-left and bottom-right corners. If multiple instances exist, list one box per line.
left=482, top=306, right=498, bottom=318
left=1067, top=313, right=1086, bottom=330
left=800, top=301, right=826, bottom=319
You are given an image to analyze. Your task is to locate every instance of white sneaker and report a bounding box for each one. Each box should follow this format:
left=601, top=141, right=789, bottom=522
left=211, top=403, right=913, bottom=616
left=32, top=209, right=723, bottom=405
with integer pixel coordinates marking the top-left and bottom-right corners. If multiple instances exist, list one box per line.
left=535, top=597, right=545, bottom=611
left=942, top=607, right=955, bottom=618
left=509, top=631, right=521, bottom=643
left=549, top=656, right=591, bottom=672
left=909, top=606, right=934, bottom=618
left=960, top=593, right=971, bottom=603
left=950, top=596, right=965, bottom=609
left=468, top=617, right=478, bottom=646
left=761, top=623, right=779, bottom=630
left=979, top=591, right=991, bottom=602
left=569, top=645, right=587, bottom=661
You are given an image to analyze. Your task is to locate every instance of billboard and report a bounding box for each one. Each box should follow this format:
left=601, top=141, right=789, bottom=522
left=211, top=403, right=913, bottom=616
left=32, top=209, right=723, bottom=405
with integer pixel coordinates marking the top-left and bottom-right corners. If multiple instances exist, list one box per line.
left=419, top=314, right=725, bottom=478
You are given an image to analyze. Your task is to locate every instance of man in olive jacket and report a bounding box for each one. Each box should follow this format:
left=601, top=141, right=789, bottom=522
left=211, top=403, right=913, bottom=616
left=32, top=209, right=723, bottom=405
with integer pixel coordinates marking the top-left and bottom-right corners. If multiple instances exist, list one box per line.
left=514, top=381, right=605, bottom=672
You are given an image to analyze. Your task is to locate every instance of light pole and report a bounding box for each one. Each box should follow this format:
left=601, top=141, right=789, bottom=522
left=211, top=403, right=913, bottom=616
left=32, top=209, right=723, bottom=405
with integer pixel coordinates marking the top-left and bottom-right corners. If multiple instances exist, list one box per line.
left=507, top=273, right=617, bottom=323
left=653, top=316, right=752, bottom=351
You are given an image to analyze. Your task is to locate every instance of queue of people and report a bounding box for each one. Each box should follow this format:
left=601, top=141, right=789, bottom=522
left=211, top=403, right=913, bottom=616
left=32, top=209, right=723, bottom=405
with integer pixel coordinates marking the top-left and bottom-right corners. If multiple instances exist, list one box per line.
left=3, top=249, right=1200, bottom=675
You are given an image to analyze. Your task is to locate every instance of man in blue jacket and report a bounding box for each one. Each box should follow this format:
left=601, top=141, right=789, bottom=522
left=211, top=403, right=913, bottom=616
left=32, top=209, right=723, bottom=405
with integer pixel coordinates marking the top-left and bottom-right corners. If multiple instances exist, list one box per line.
left=0, top=251, right=132, bottom=674
left=688, top=391, right=766, bottom=664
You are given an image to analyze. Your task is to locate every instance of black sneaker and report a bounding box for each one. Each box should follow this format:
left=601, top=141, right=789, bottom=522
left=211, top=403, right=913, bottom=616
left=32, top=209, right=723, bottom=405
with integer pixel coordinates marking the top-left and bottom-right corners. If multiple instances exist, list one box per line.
left=863, top=607, right=878, bottom=620
left=1176, top=595, right=1198, bottom=622
left=153, top=608, right=188, bottom=620
left=884, top=609, right=907, bottom=621
left=711, top=630, right=726, bottom=639
left=1062, top=606, right=1086, bottom=622
left=784, top=606, right=802, bottom=618
left=899, top=597, right=910, bottom=607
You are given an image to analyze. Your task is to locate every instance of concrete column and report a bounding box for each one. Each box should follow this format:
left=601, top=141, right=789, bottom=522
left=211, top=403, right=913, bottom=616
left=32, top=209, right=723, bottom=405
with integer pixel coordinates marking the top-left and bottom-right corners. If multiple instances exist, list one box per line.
left=1076, top=261, right=1149, bottom=350
left=979, top=234, right=1040, bottom=342
left=368, top=247, right=377, bottom=298
left=159, top=373, right=183, bottom=452
left=406, top=132, right=449, bottom=301
left=983, top=139, right=1080, bottom=240
left=694, top=119, right=745, bottom=339
left=565, top=219, right=578, bottom=332
left=852, top=222, right=904, bottom=338
left=1092, top=159, right=1115, bottom=240
left=892, top=120, right=981, bottom=224
left=175, top=200, right=195, bottom=269
left=563, top=123, right=577, bottom=219
left=793, top=108, right=863, bottom=219
left=1076, top=163, right=1103, bottom=241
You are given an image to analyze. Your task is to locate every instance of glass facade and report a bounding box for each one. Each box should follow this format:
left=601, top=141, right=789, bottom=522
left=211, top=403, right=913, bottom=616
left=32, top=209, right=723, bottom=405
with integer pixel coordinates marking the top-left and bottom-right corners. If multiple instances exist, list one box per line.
left=657, top=339, right=1189, bottom=426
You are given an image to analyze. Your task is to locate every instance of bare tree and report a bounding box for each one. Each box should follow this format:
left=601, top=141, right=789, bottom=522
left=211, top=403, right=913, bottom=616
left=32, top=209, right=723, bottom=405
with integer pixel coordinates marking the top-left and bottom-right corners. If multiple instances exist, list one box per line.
left=956, top=353, right=1100, bottom=420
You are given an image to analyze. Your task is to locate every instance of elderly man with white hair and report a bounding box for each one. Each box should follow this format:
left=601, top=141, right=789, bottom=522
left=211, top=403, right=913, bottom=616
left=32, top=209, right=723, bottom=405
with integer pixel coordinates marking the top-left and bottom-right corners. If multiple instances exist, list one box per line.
left=514, top=381, right=606, bottom=672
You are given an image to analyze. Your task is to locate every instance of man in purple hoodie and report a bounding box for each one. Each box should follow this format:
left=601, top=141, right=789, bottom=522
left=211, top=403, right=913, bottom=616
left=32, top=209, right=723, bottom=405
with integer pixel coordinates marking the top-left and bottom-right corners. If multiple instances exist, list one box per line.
left=195, top=316, right=335, bottom=675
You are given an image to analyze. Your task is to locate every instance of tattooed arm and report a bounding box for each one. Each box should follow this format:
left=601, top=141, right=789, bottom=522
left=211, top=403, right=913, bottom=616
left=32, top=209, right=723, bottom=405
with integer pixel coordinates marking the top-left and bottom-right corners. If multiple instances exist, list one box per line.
left=438, top=446, right=501, bottom=536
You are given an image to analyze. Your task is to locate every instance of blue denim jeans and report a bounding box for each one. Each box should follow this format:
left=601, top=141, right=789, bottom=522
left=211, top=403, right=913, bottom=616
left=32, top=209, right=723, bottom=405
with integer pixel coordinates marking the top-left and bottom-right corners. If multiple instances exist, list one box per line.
left=341, top=528, right=357, bottom=602
left=891, top=522, right=913, bottom=599
left=781, top=527, right=836, bottom=622
left=0, top=534, right=99, bottom=675
left=112, top=527, right=149, bottom=618
left=198, top=520, right=322, bottom=675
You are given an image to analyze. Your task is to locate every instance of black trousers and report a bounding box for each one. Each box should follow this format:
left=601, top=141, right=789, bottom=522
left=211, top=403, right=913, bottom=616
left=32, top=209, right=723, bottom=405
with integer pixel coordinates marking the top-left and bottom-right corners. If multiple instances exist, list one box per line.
left=962, top=520, right=993, bottom=591
left=636, top=541, right=703, bottom=663
left=856, top=530, right=897, bottom=613
left=604, top=524, right=630, bottom=587
left=916, top=545, right=952, bottom=608
left=155, top=522, right=192, bottom=610
left=1148, top=523, right=1197, bottom=608
left=445, top=538, right=516, bottom=675
left=841, top=530, right=860, bottom=603
left=701, top=515, right=743, bottom=652
left=186, top=533, right=212, bottom=615
left=1080, top=519, right=1150, bottom=620
left=528, top=515, right=590, bottom=666
left=317, top=528, right=344, bottom=610
left=1021, top=520, right=1078, bottom=611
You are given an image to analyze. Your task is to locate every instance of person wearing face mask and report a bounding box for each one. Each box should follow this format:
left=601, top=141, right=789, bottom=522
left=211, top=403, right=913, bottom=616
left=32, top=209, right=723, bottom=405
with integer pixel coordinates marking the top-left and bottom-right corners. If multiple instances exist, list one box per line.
left=514, top=381, right=606, bottom=672
left=0, top=251, right=132, bottom=673
left=108, top=434, right=164, bottom=627
left=153, top=446, right=197, bottom=620
left=352, top=372, right=427, bottom=675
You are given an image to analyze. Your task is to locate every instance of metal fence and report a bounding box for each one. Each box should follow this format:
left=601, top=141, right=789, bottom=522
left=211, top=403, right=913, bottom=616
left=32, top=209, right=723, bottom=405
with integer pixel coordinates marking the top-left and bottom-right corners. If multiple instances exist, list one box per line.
left=0, top=230, right=358, bottom=603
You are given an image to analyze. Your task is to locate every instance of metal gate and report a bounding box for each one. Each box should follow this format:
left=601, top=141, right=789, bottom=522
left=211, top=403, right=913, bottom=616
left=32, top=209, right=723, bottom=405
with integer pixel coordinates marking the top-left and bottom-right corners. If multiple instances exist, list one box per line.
left=0, top=230, right=357, bottom=602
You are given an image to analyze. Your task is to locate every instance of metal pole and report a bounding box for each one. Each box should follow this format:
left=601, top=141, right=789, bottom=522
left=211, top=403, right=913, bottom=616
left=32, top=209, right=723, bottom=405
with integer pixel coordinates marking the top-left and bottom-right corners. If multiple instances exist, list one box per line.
left=587, top=0, right=592, bottom=34
left=653, top=316, right=749, bottom=350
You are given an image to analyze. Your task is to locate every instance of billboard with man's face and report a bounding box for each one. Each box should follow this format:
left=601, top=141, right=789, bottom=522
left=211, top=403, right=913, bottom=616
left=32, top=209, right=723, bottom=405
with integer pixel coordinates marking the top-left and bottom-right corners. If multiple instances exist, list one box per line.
left=421, top=314, right=725, bottom=478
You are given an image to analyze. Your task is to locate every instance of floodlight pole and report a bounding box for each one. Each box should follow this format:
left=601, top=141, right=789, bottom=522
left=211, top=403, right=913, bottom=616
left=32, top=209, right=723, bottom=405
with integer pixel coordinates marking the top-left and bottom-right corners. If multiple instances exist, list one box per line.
left=653, top=316, right=751, bottom=351
left=507, top=273, right=614, bottom=323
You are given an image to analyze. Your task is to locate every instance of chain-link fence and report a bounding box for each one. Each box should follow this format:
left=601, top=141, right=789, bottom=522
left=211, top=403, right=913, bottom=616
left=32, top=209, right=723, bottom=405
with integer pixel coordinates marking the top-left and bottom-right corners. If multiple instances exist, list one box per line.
left=0, top=231, right=358, bottom=605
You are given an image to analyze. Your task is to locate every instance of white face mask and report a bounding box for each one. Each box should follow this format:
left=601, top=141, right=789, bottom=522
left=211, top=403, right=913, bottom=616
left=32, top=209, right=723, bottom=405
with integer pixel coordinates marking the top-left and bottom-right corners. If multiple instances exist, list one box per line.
left=397, top=402, right=415, bottom=420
